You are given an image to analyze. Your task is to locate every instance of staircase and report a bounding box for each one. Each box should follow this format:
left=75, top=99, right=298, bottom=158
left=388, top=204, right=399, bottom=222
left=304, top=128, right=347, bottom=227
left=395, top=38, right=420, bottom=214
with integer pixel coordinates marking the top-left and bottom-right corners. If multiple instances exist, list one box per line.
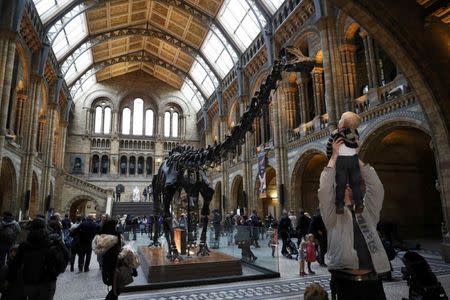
left=64, top=173, right=109, bottom=198
left=111, top=202, right=156, bottom=217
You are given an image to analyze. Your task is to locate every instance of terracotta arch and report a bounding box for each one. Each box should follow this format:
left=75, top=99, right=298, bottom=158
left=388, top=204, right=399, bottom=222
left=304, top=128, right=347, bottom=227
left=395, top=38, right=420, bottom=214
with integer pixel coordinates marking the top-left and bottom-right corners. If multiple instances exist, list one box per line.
left=290, top=149, right=328, bottom=215
left=230, top=175, right=244, bottom=213
left=360, top=124, right=441, bottom=239
left=64, top=195, right=102, bottom=221
left=0, top=157, right=17, bottom=214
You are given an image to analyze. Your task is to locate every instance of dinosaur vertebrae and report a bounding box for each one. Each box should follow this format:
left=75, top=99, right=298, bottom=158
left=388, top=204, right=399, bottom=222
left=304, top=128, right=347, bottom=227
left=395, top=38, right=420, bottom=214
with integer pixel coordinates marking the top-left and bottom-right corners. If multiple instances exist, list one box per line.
left=166, top=48, right=314, bottom=170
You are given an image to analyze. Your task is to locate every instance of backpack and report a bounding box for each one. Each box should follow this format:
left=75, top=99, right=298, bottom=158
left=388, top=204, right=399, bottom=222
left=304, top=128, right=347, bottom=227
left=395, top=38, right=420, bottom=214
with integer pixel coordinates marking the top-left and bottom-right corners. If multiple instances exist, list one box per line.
left=45, top=236, right=70, bottom=278
left=0, top=223, right=17, bottom=245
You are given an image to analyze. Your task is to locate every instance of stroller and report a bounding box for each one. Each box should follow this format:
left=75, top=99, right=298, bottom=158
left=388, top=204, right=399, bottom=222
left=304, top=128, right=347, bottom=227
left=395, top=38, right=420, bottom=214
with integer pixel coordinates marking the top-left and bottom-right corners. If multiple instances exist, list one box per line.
left=401, top=251, right=448, bottom=300
left=285, top=234, right=299, bottom=260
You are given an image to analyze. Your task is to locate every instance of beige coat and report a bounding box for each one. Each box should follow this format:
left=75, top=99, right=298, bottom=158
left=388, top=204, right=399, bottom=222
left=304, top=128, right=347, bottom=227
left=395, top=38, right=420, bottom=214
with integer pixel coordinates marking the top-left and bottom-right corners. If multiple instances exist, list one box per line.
left=318, top=164, right=391, bottom=274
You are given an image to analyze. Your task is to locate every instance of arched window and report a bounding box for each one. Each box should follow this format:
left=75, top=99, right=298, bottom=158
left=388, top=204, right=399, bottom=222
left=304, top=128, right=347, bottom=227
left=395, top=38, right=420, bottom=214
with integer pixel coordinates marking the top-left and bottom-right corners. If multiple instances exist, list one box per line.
left=164, top=111, right=171, bottom=137
left=103, top=107, right=111, bottom=134
left=137, top=156, right=144, bottom=175
left=92, top=155, right=99, bottom=174
left=129, top=156, right=136, bottom=175
left=172, top=112, right=179, bottom=137
left=132, top=98, right=144, bottom=135
left=122, top=108, right=131, bottom=134
left=120, top=156, right=127, bottom=175
left=164, top=108, right=181, bottom=138
left=101, top=155, right=109, bottom=174
left=94, top=106, right=102, bottom=133
left=145, top=109, right=154, bottom=136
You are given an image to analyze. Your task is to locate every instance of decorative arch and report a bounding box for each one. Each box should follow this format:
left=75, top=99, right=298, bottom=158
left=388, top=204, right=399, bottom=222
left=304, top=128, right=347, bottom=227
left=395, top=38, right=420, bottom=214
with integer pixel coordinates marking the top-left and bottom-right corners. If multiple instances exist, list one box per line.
left=0, top=157, right=17, bottom=214
left=359, top=123, right=440, bottom=238
left=64, top=195, right=103, bottom=221
left=230, top=175, right=245, bottom=213
left=290, top=149, right=328, bottom=215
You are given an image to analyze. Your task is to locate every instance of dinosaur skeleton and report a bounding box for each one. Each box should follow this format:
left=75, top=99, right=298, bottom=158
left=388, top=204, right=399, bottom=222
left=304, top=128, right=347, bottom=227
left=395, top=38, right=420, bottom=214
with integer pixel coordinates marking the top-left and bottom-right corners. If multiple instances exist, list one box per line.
left=152, top=47, right=315, bottom=261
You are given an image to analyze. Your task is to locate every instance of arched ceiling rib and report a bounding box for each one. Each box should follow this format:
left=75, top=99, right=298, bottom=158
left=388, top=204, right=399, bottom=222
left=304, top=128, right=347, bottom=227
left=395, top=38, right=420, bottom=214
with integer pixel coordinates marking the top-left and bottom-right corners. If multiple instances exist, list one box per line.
left=60, top=26, right=221, bottom=80
left=69, top=50, right=209, bottom=100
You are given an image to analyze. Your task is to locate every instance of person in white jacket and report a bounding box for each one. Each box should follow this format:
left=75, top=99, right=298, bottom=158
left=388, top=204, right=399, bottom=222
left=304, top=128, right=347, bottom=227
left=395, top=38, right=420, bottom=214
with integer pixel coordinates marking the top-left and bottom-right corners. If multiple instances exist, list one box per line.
left=318, top=138, right=390, bottom=300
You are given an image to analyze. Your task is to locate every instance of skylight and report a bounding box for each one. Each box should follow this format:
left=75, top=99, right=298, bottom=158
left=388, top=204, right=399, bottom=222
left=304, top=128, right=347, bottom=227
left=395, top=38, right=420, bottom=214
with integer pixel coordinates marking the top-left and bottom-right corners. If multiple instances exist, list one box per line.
left=33, top=0, right=72, bottom=23
left=262, top=0, right=285, bottom=14
left=189, top=57, right=219, bottom=98
left=181, top=80, right=204, bottom=111
left=51, top=13, right=88, bottom=59
left=201, top=26, right=238, bottom=78
left=64, top=50, right=93, bottom=85
left=217, top=0, right=266, bottom=51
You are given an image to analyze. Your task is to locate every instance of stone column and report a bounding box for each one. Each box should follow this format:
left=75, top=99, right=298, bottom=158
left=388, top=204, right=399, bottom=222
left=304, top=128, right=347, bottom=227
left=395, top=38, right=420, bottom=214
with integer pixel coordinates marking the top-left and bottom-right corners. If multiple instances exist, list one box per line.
left=311, top=67, right=325, bottom=116
left=0, top=32, right=17, bottom=172
left=340, top=44, right=357, bottom=110
left=41, top=105, right=57, bottom=201
left=59, top=121, right=68, bottom=169
left=318, top=14, right=344, bottom=129
left=14, top=92, right=27, bottom=141
left=360, top=31, right=379, bottom=89
left=296, top=71, right=310, bottom=124
left=279, top=76, right=297, bottom=130
left=37, top=117, right=46, bottom=154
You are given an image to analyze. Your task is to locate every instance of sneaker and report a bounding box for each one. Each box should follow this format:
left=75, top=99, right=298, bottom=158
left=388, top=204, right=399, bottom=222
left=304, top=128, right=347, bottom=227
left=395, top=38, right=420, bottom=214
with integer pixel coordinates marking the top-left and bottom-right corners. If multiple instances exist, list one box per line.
left=336, top=206, right=344, bottom=214
left=300, top=272, right=307, bottom=276
left=308, top=270, right=316, bottom=275
left=355, top=203, right=364, bottom=214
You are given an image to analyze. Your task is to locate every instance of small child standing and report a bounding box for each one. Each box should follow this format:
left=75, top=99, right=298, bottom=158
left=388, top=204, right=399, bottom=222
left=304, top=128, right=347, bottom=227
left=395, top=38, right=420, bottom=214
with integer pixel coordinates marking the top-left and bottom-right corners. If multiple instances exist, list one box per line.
left=326, top=111, right=363, bottom=214
left=268, top=230, right=278, bottom=258
left=299, top=236, right=307, bottom=276
left=305, top=234, right=317, bottom=275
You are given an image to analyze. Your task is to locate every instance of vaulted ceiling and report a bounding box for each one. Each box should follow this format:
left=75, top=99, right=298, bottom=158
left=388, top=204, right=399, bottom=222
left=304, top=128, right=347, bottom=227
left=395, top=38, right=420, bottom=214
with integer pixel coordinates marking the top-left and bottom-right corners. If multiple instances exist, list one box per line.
left=33, top=0, right=285, bottom=110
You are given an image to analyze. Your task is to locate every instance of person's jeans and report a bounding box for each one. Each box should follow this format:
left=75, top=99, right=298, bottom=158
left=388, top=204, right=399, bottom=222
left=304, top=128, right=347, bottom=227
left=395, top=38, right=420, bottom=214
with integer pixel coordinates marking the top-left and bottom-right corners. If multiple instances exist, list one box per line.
left=336, top=155, right=362, bottom=208
left=78, top=246, right=92, bottom=271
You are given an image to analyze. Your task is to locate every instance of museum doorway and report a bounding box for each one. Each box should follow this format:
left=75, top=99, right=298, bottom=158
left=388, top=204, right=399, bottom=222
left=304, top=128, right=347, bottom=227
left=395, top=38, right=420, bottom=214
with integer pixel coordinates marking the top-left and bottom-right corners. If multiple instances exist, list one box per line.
left=361, top=126, right=442, bottom=240
left=0, top=158, right=16, bottom=214
left=69, top=198, right=98, bottom=221
left=231, top=175, right=245, bottom=215
left=255, top=166, right=277, bottom=219
left=291, top=152, right=328, bottom=216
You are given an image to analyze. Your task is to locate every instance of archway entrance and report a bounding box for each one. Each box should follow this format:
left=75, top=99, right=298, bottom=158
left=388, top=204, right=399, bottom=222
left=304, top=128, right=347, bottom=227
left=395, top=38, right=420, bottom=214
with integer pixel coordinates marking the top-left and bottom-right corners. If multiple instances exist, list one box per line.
left=29, top=172, right=39, bottom=217
left=231, top=175, right=245, bottom=215
left=361, top=127, right=441, bottom=239
left=0, top=158, right=16, bottom=214
left=255, top=166, right=277, bottom=219
left=291, top=152, right=328, bottom=215
left=69, top=198, right=98, bottom=221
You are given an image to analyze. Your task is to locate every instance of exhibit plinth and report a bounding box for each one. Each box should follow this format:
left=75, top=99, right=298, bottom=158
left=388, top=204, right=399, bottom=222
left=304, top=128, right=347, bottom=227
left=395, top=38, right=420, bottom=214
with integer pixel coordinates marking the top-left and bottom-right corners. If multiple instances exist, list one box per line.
left=138, top=246, right=242, bottom=283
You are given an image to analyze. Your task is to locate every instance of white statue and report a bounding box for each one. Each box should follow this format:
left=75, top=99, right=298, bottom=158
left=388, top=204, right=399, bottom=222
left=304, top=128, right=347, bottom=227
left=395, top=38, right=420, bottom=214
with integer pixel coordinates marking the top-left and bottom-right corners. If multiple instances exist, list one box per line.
left=132, top=186, right=140, bottom=202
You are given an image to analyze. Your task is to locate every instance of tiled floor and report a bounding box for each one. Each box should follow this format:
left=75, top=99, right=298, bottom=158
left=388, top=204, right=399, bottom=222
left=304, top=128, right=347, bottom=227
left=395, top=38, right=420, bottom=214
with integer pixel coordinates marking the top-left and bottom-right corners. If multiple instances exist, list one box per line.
left=54, top=231, right=450, bottom=300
